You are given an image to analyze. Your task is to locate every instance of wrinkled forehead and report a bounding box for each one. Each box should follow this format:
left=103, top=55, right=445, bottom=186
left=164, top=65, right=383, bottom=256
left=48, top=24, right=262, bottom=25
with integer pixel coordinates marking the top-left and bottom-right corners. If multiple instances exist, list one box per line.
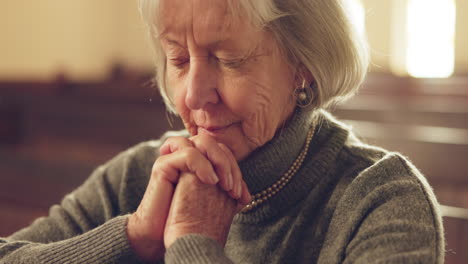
left=157, top=0, right=246, bottom=45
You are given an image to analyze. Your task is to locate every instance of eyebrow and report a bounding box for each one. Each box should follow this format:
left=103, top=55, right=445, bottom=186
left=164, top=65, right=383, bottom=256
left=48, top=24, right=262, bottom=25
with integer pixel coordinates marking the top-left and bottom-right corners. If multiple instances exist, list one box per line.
left=161, top=32, right=250, bottom=55
left=163, top=38, right=188, bottom=49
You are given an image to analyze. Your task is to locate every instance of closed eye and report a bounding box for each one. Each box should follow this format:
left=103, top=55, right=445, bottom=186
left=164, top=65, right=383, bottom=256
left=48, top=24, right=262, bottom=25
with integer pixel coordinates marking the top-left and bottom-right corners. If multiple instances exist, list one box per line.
left=169, top=58, right=190, bottom=68
left=219, top=58, right=244, bottom=69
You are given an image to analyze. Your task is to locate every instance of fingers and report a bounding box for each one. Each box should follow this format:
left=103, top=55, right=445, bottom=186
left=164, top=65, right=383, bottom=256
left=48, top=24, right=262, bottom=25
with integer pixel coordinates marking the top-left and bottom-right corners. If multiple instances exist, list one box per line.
left=161, top=135, right=235, bottom=194
left=218, top=143, right=251, bottom=203
left=153, top=147, right=219, bottom=185
left=239, top=179, right=252, bottom=205
left=157, top=135, right=250, bottom=204
left=190, top=135, right=234, bottom=192
left=159, top=136, right=194, bottom=155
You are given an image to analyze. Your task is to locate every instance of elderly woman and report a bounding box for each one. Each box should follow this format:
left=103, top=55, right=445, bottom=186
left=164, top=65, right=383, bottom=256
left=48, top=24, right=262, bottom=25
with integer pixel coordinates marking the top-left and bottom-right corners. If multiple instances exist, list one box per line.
left=0, top=0, right=444, bottom=263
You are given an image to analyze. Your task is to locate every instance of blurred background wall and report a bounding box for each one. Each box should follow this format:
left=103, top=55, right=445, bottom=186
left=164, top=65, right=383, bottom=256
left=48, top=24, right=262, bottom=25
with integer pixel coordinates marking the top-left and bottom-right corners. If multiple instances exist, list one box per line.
left=0, top=0, right=152, bottom=81
left=1, top=0, right=468, bottom=81
left=1, top=1, right=467, bottom=263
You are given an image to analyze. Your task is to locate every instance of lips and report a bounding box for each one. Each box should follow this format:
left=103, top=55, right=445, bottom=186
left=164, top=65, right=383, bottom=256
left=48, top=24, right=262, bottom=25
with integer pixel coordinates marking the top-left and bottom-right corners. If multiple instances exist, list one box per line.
left=203, top=125, right=228, bottom=131
left=197, top=122, right=239, bottom=136
left=199, top=124, right=230, bottom=133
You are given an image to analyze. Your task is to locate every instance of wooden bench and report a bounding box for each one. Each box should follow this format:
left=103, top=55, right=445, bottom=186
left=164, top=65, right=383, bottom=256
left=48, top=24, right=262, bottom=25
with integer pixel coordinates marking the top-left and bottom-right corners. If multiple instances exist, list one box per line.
left=1, top=74, right=467, bottom=264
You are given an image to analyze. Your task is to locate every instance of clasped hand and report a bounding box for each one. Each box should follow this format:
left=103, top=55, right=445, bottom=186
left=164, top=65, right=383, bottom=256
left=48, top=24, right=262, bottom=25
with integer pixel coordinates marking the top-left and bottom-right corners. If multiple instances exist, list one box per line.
left=127, top=134, right=251, bottom=261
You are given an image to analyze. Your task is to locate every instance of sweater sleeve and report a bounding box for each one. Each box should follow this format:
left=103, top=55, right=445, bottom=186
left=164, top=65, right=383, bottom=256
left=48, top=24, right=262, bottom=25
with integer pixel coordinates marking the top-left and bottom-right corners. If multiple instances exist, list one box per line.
left=0, top=215, right=139, bottom=263
left=165, top=234, right=234, bottom=264
left=0, top=141, right=161, bottom=264
left=321, top=153, right=445, bottom=264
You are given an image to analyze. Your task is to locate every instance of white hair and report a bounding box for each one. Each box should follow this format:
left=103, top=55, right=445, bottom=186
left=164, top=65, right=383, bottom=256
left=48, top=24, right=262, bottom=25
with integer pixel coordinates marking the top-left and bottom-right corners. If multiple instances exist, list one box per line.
left=138, top=0, right=369, bottom=112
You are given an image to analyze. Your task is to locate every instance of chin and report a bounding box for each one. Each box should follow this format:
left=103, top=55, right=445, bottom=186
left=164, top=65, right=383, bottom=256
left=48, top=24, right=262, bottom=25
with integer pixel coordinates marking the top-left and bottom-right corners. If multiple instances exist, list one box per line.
left=227, top=138, right=254, bottom=161
left=230, top=145, right=248, bottom=161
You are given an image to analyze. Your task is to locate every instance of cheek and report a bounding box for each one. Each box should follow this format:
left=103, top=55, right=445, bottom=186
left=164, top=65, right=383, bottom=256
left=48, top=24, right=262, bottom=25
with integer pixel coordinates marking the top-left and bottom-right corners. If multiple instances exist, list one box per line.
left=220, top=78, right=264, bottom=125
left=172, top=85, right=185, bottom=111
left=227, top=75, right=290, bottom=146
left=167, top=73, right=197, bottom=133
left=236, top=71, right=292, bottom=121
left=167, top=68, right=188, bottom=110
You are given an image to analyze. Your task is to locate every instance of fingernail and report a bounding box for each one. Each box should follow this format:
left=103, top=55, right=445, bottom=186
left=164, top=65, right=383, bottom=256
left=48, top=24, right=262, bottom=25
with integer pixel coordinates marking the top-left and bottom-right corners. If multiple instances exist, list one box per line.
left=246, top=192, right=252, bottom=202
left=227, top=172, right=233, bottom=190
left=211, top=173, right=219, bottom=184
left=236, top=182, right=242, bottom=198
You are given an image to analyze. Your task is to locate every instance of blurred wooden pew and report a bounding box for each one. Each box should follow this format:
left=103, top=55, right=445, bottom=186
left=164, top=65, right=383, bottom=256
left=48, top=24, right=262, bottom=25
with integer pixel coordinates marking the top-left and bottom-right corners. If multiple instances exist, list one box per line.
left=1, top=73, right=467, bottom=264
left=333, top=73, right=468, bottom=207
left=441, top=206, right=468, bottom=264
left=332, top=73, right=468, bottom=264
left=0, top=77, right=183, bottom=236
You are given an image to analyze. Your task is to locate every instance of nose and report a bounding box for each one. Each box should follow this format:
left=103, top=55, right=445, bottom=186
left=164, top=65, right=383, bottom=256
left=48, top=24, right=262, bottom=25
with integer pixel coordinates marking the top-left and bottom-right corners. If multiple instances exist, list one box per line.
left=185, top=57, right=220, bottom=110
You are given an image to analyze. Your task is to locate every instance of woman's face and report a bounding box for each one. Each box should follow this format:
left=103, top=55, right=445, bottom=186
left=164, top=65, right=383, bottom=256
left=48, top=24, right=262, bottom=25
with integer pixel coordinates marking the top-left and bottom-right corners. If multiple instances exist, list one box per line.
left=159, top=0, right=297, bottom=160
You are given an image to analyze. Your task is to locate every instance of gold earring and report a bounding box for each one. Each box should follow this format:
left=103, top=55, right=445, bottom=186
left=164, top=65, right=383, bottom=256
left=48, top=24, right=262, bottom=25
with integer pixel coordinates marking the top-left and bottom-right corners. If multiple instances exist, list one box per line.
left=295, top=79, right=313, bottom=108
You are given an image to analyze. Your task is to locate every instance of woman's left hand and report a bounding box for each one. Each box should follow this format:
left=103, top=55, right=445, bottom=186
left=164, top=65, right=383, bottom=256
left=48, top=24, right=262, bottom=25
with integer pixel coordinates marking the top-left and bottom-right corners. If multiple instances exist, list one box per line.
left=163, top=137, right=250, bottom=248
left=163, top=171, right=238, bottom=248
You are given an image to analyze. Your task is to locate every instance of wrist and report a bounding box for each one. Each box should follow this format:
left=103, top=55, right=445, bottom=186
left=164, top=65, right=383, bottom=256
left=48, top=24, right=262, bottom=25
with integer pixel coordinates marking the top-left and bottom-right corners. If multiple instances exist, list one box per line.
left=126, top=213, right=165, bottom=262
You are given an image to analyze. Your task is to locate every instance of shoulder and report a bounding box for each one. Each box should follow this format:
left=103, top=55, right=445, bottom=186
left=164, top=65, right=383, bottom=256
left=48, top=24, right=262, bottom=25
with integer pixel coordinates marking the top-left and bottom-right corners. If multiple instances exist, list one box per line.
left=333, top=129, right=444, bottom=261
left=340, top=134, right=437, bottom=206
left=315, top=110, right=439, bottom=210
left=335, top=124, right=440, bottom=211
left=302, top=111, right=444, bottom=262
left=315, top=123, right=445, bottom=262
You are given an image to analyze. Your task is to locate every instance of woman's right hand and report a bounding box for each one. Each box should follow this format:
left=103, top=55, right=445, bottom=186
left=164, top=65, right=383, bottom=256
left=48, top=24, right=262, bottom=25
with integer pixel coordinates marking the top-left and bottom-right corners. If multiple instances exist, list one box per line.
left=126, top=135, right=250, bottom=262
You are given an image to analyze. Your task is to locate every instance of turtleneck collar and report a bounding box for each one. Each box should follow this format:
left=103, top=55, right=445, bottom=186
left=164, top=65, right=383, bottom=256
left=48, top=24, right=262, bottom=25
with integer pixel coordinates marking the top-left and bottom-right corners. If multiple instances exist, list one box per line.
left=238, top=107, right=316, bottom=194
left=235, top=109, right=350, bottom=223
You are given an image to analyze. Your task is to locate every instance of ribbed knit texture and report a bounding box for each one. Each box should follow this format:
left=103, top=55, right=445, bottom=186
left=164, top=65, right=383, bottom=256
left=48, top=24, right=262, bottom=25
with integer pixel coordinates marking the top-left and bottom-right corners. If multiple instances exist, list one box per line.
left=1, top=216, right=141, bottom=264
left=166, top=234, right=233, bottom=264
left=1, top=109, right=445, bottom=263
left=35, top=216, right=134, bottom=263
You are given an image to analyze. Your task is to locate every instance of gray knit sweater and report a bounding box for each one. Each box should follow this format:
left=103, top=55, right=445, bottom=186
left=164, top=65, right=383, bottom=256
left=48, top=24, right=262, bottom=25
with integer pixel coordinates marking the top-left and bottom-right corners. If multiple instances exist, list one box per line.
left=0, top=109, right=445, bottom=263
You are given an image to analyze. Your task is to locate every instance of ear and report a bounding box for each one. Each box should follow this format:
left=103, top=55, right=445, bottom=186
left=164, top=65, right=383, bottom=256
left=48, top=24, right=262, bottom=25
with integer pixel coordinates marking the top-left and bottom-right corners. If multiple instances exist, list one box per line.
left=293, top=64, right=314, bottom=88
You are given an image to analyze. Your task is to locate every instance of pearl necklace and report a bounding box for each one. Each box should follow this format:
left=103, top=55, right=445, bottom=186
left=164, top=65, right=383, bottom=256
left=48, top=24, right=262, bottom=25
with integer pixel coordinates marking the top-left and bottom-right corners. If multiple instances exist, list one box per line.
left=241, top=125, right=315, bottom=213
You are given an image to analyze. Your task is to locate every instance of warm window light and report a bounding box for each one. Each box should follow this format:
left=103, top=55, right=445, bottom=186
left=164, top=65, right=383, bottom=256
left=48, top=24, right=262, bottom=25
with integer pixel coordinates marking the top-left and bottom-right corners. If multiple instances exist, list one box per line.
left=406, top=0, right=456, bottom=78
left=345, top=0, right=366, bottom=37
